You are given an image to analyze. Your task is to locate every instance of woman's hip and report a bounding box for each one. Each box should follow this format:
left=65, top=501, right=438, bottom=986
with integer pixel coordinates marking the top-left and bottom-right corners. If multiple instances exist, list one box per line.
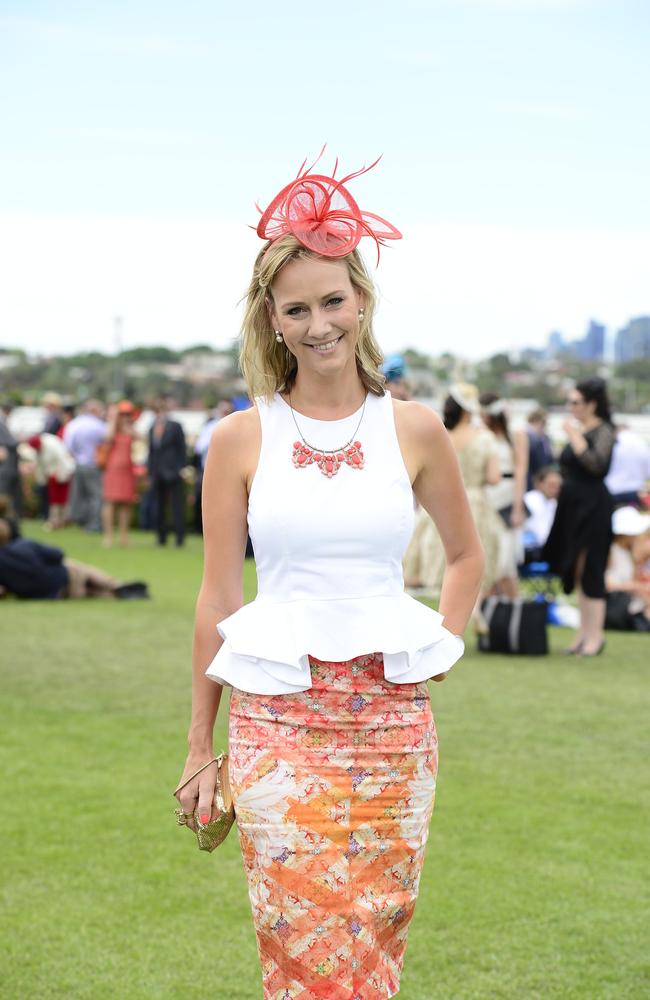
left=228, top=652, right=436, bottom=757
left=228, top=652, right=438, bottom=861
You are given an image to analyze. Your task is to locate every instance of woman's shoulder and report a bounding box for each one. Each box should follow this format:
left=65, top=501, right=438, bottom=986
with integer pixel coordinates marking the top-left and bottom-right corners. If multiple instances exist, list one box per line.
left=211, top=406, right=260, bottom=448
left=592, top=420, right=616, bottom=439
left=392, top=398, right=444, bottom=440
left=203, top=407, right=261, bottom=489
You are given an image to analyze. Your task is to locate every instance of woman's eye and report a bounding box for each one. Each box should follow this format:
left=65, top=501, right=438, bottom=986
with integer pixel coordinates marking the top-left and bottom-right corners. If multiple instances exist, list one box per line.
left=327, top=297, right=344, bottom=307
left=286, top=306, right=305, bottom=317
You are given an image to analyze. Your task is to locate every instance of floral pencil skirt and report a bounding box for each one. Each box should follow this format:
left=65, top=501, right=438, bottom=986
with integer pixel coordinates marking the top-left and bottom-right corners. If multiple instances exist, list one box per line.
left=228, top=652, right=438, bottom=1000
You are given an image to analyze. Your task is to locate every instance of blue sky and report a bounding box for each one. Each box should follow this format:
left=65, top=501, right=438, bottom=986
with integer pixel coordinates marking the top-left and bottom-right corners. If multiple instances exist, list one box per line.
left=1, top=0, right=649, bottom=358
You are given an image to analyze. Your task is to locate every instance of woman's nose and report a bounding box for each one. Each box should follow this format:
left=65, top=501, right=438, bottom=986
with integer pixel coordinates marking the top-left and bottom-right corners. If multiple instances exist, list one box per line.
left=310, top=311, right=333, bottom=337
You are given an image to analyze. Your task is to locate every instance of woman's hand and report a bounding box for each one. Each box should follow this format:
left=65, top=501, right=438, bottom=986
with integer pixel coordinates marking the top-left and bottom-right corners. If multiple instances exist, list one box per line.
left=175, top=755, right=218, bottom=832
left=510, top=503, right=525, bottom=528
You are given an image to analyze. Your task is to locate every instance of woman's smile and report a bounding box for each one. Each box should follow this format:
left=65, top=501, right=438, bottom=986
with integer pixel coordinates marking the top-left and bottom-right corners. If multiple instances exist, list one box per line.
left=306, top=335, right=344, bottom=354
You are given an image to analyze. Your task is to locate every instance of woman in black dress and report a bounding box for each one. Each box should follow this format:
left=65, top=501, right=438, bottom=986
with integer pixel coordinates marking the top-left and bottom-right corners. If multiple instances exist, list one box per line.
left=544, top=378, right=616, bottom=655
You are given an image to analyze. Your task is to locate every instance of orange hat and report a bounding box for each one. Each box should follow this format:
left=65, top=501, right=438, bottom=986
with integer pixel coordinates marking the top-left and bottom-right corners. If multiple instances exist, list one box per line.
left=117, top=400, right=135, bottom=415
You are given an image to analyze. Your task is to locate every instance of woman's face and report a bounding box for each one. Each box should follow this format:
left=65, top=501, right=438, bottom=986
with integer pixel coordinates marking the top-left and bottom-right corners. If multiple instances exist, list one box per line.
left=269, top=256, right=363, bottom=378
left=567, top=390, right=595, bottom=423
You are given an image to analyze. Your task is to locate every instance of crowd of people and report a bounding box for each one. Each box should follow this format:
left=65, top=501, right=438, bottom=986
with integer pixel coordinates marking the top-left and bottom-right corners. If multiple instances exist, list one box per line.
left=0, top=393, right=235, bottom=599
left=1, top=379, right=650, bottom=633
left=404, top=377, right=650, bottom=647
left=0, top=393, right=235, bottom=541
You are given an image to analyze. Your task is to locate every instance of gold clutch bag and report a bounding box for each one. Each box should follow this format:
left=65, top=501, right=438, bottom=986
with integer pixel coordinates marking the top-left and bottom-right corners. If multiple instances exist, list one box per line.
left=173, top=753, right=236, bottom=853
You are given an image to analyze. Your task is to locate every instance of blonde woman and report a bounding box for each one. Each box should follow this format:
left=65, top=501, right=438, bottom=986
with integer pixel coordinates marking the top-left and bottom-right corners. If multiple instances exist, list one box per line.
left=173, top=154, right=484, bottom=999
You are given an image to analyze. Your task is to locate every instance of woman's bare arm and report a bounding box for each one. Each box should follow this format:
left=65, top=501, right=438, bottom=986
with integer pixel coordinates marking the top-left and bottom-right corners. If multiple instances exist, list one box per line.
left=511, top=428, right=529, bottom=526
left=176, top=408, right=259, bottom=824
left=395, top=401, right=485, bottom=645
left=104, top=405, right=119, bottom=443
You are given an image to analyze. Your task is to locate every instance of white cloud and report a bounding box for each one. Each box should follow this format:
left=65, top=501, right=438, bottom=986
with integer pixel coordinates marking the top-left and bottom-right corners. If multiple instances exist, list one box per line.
left=0, top=215, right=647, bottom=361
left=377, top=223, right=650, bottom=356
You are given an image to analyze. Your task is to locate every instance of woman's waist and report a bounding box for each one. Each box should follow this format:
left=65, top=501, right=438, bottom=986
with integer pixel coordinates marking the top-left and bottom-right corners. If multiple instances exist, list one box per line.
left=561, top=475, right=611, bottom=494
left=229, top=653, right=433, bottom=729
left=256, top=555, right=404, bottom=601
left=106, top=461, right=134, bottom=472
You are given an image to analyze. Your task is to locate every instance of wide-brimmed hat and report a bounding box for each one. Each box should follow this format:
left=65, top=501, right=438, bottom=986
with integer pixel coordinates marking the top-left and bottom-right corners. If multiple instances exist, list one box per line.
left=41, top=391, right=62, bottom=407
left=612, top=506, right=650, bottom=536
left=448, top=383, right=479, bottom=414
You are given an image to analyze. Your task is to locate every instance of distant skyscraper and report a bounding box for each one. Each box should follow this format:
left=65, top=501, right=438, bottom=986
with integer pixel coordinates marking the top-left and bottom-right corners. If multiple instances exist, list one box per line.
left=547, top=331, right=566, bottom=358
left=615, top=316, right=650, bottom=363
left=575, top=320, right=606, bottom=362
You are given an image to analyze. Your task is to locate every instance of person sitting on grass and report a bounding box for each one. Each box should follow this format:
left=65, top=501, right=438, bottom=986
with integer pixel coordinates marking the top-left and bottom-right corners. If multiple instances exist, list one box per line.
left=0, top=519, right=150, bottom=600
left=604, top=506, right=650, bottom=632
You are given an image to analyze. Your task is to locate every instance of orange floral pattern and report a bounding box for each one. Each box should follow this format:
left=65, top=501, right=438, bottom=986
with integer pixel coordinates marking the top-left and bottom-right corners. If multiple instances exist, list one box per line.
left=228, top=652, right=437, bottom=999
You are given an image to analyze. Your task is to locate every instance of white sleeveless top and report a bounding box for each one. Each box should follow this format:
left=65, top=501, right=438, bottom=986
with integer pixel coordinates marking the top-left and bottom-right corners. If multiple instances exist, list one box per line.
left=205, top=391, right=464, bottom=694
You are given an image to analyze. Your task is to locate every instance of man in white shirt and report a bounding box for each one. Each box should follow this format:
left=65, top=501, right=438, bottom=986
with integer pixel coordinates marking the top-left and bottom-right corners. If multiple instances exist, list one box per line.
left=523, top=466, right=562, bottom=554
left=605, top=426, right=650, bottom=508
left=63, top=400, right=107, bottom=532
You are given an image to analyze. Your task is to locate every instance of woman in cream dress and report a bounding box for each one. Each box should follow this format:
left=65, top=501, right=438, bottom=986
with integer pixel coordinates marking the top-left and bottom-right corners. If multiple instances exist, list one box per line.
left=479, top=392, right=529, bottom=598
left=404, top=383, right=501, bottom=608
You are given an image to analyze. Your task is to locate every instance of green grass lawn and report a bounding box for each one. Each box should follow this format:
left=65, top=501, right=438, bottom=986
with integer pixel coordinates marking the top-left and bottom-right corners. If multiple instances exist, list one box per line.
left=1, top=525, right=648, bottom=999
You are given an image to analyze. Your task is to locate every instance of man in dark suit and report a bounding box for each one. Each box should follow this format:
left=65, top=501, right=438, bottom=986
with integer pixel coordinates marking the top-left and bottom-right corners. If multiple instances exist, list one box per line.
left=147, top=396, right=187, bottom=547
left=526, top=409, right=555, bottom=491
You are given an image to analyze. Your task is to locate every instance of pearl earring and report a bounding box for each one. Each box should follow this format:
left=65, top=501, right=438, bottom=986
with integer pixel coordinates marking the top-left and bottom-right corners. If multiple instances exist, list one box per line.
left=358, top=309, right=365, bottom=320
left=275, top=331, right=283, bottom=342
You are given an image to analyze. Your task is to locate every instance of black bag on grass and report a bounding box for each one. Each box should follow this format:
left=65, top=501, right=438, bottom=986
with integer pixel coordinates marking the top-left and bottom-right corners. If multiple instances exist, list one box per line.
left=478, top=596, right=548, bottom=655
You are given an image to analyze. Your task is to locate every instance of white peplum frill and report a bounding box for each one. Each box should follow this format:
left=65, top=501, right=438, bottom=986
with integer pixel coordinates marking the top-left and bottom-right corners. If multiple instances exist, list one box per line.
left=205, top=391, right=466, bottom=695
left=206, top=594, right=464, bottom=694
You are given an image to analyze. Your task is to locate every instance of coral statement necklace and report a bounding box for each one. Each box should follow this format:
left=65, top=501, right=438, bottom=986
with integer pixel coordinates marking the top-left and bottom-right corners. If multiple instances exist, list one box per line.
left=289, top=394, right=367, bottom=478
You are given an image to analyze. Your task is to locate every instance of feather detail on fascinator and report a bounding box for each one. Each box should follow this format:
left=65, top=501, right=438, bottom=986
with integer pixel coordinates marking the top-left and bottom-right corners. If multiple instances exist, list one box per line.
left=256, top=145, right=402, bottom=263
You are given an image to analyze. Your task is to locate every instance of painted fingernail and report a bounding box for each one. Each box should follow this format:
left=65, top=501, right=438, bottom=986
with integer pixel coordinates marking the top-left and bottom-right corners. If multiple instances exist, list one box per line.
left=200, top=813, right=210, bottom=824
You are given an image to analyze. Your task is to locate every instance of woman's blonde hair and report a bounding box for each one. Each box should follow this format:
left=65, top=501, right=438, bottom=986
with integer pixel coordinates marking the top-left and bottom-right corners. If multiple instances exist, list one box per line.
left=240, top=235, right=386, bottom=401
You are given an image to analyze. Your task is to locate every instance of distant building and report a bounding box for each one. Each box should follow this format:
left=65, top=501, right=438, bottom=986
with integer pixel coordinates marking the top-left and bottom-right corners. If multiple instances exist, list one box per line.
left=546, top=331, right=566, bottom=358
left=546, top=320, right=605, bottom=362
left=615, top=316, right=650, bottom=364
left=574, top=320, right=606, bottom=362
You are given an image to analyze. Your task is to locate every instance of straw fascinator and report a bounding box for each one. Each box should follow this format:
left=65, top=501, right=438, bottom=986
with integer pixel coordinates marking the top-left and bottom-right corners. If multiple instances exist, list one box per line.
left=448, top=383, right=479, bottom=414
left=256, top=146, right=402, bottom=263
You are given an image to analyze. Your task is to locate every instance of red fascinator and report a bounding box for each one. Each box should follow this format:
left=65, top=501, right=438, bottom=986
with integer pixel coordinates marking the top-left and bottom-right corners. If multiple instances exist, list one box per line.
left=256, top=147, right=402, bottom=263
